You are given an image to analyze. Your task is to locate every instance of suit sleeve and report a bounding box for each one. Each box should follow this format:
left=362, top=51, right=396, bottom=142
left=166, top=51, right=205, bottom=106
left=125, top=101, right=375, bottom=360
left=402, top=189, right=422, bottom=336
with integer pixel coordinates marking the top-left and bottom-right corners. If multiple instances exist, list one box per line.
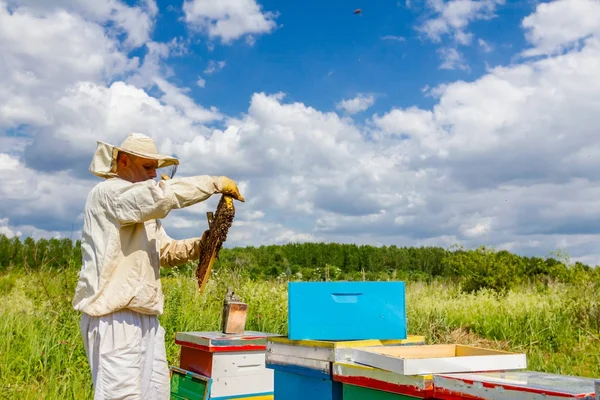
left=109, top=176, right=222, bottom=225
left=158, top=221, right=203, bottom=268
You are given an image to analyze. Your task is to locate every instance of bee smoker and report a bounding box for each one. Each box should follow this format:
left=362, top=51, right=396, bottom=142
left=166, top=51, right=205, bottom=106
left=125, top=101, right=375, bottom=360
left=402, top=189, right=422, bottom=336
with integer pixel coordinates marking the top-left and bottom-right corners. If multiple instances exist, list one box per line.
left=221, top=288, right=248, bottom=335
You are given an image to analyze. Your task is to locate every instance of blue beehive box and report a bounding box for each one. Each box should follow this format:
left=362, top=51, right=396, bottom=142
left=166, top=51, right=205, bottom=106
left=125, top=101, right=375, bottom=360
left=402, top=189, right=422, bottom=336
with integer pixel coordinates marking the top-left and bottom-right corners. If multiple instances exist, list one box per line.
left=287, top=281, right=407, bottom=341
left=270, top=365, right=342, bottom=400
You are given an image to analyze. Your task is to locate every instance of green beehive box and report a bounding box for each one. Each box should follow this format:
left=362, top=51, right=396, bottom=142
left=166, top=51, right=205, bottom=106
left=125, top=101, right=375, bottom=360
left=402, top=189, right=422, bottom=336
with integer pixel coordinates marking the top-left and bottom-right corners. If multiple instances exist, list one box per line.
left=170, top=366, right=210, bottom=400
left=343, top=384, right=417, bottom=400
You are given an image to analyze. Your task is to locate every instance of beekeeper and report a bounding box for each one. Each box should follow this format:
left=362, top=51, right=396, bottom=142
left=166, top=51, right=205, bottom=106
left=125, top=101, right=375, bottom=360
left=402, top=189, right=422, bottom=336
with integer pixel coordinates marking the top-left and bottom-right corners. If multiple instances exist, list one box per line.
left=72, top=133, right=244, bottom=400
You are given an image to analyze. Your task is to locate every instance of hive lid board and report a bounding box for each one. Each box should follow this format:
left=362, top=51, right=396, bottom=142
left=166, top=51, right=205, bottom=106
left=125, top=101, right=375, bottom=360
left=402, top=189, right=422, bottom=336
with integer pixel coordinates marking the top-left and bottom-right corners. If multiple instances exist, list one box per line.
left=351, top=344, right=527, bottom=375
left=175, top=331, right=283, bottom=352
left=266, top=353, right=331, bottom=376
left=333, top=360, right=433, bottom=398
left=267, top=335, right=426, bottom=363
left=433, top=371, right=597, bottom=400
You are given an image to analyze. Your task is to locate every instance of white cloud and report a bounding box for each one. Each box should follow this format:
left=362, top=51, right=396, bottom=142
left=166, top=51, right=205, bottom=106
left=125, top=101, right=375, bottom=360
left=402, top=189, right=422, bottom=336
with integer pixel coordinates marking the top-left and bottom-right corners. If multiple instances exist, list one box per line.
left=204, top=60, right=226, bottom=75
left=521, top=0, right=600, bottom=57
left=5, top=0, right=600, bottom=267
left=0, top=1, right=139, bottom=129
left=3, top=0, right=157, bottom=48
left=197, top=77, right=206, bottom=88
left=437, top=47, right=469, bottom=70
left=418, top=0, right=504, bottom=45
left=126, top=41, right=171, bottom=88
left=336, top=94, right=376, bottom=114
left=381, top=35, right=406, bottom=42
left=182, top=0, right=279, bottom=43
left=0, top=218, right=21, bottom=238
left=478, top=38, right=493, bottom=53
left=153, top=78, right=223, bottom=123
left=0, top=152, right=90, bottom=237
left=416, top=0, right=504, bottom=69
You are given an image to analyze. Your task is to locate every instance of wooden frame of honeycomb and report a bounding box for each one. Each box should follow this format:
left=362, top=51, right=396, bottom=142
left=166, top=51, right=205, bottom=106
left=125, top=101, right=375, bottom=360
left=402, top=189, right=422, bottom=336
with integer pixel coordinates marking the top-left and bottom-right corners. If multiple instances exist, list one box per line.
left=196, top=194, right=235, bottom=292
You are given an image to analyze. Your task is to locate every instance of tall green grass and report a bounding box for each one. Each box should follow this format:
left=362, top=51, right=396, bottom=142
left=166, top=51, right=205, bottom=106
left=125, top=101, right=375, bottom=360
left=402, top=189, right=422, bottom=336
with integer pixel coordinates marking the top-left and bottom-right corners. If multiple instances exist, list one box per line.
left=1, top=268, right=599, bottom=399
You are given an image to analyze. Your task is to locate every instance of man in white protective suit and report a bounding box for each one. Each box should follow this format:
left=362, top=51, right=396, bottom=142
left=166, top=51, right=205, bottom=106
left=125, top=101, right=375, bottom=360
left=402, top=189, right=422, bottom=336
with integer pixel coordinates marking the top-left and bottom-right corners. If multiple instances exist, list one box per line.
left=72, top=133, right=244, bottom=399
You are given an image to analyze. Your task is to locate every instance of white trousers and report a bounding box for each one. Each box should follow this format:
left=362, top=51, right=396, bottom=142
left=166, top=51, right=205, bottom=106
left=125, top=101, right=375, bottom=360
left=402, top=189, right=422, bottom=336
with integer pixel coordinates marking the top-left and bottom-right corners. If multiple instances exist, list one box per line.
left=80, top=309, right=170, bottom=400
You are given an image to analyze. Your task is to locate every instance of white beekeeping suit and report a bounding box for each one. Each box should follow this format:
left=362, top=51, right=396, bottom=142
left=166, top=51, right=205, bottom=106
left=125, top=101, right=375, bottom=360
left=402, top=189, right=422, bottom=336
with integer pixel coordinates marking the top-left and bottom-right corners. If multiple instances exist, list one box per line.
left=72, top=133, right=244, bottom=400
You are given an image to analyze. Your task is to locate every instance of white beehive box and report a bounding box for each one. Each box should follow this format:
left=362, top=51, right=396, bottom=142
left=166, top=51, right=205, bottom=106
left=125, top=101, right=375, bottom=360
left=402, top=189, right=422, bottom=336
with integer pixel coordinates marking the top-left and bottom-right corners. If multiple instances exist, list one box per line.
left=351, top=344, right=527, bottom=375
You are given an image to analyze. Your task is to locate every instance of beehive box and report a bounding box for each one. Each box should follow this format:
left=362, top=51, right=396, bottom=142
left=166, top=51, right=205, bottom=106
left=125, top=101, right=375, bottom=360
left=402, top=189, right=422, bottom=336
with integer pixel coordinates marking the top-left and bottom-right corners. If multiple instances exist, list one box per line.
left=267, top=335, right=426, bottom=366
left=272, top=368, right=342, bottom=400
left=433, top=371, right=597, bottom=400
left=170, top=366, right=210, bottom=400
left=342, top=384, right=425, bottom=400
left=176, top=331, right=280, bottom=377
left=265, top=336, right=425, bottom=400
left=287, top=281, right=407, bottom=341
left=266, top=339, right=341, bottom=400
left=332, top=360, right=433, bottom=399
left=175, top=331, right=279, bottom=399
left=351, top=344, right=527, bottom=375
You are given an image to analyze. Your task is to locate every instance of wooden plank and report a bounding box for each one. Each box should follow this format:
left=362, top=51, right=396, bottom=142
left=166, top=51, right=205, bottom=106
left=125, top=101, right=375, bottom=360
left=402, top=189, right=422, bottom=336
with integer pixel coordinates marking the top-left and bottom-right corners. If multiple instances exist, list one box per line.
left=267, top=335, right=426, bottom=363
left=209, top=369, right=274, bottom=398
left=332, top=361, right=432, bottom=398
left=358, top=344, right=458, bottom=359
left=209, top=352, right=267, bottom=378
left=175, top=331, right=281, bottom=352
left=266, top=353, right=331, bottom=376
left=433, top=371, right=596, bottom=400
left=287, top=281, right=407, bottom=341
left=351, top=344, right=526, bottom=375
left=268, top=336, right=426, bottom=349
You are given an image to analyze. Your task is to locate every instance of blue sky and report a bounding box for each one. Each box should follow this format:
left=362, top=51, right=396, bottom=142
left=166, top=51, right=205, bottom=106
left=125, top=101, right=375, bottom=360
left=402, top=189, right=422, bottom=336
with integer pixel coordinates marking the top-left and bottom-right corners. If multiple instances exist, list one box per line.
left=2, top=0, right=600, bottom=266
left=138, top=0, right=533, bottom=116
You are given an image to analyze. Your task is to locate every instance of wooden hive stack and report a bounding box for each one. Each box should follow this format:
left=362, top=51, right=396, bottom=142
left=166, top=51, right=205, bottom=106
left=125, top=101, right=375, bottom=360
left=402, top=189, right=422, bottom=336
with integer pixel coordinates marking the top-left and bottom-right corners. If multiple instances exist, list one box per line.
left=170, top=331, right=281, bottom=400
left=265, top=281, right=426, bottom=400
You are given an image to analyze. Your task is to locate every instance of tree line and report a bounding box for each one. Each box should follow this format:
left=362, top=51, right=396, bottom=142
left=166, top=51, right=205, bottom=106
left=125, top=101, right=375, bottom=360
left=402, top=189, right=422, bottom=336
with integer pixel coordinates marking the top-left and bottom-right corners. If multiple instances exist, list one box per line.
left=0, top=234, right=597, bottom=293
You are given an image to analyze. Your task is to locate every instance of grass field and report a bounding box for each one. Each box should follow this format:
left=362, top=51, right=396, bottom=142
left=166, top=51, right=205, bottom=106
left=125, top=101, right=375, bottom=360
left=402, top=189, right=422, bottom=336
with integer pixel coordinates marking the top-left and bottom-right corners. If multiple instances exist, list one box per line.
left=1, top=266, right=599, bottom=399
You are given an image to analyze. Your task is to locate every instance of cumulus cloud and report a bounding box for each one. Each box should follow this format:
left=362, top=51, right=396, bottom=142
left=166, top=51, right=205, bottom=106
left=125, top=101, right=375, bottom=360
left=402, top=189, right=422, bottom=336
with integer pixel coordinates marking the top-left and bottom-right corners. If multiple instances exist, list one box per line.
left=415, top=0, right=504, bottom=69
left=0, top=152, right=88, bottom=237
left=521, top=0, right=600, bottom=57
left=336, top=94, right=376, bottom=114
left=418, top=0, right=504, bottom=45
left=0, top=1, right=137, bottom=128
left=437, top=47, right=469, bottom=70
left=182, top=0, right=279, bottom=43
left=0, top=218, right=21, bottom=238
left=3, top=0, right=600, bottom=267
left=3, top=0, right=157, bottom=48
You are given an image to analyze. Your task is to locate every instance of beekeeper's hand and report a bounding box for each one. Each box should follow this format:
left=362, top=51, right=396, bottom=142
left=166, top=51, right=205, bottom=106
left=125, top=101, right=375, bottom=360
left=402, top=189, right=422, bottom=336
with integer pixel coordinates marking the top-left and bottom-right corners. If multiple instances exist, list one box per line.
left=218, top=176, right=245, bottom=202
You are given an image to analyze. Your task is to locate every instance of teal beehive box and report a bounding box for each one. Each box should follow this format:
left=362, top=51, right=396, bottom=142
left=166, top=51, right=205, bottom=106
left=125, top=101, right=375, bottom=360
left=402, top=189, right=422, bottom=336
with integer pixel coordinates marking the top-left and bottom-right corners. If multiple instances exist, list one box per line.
left=287, top=281, right=407, bottom=341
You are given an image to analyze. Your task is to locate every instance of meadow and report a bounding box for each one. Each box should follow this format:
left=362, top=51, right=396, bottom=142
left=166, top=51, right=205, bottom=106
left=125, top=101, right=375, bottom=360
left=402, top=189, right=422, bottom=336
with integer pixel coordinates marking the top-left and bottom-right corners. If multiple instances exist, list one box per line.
left=1, top=261, right=599, bottom=399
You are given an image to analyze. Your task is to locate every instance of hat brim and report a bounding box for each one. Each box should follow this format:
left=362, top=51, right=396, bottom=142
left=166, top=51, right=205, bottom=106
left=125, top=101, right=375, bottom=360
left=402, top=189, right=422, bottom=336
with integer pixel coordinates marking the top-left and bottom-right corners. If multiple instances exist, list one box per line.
left=89, top=141, right=179, bottom=179
left=115, top=146, right=179, bottom=169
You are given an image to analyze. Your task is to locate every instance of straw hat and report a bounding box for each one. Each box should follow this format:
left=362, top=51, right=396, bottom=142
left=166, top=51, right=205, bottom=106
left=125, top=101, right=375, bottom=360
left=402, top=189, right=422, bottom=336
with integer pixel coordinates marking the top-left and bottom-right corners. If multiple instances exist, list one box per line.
left=89, top=133, right=179, bottom=179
